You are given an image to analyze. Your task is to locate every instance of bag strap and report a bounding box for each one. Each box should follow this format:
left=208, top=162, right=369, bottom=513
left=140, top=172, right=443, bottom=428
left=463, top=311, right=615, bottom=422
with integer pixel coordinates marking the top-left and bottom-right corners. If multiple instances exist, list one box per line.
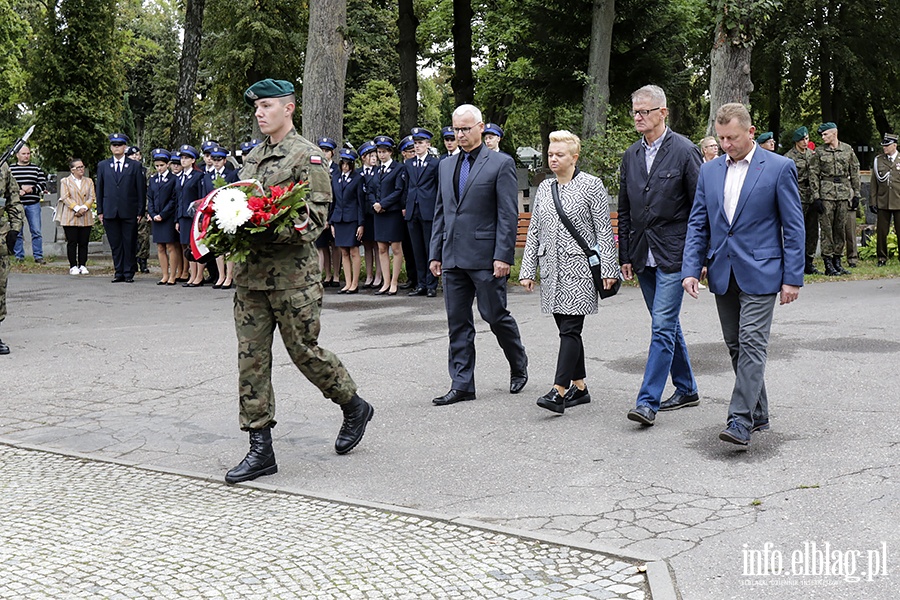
left=550, top=180, right=592, bottom=257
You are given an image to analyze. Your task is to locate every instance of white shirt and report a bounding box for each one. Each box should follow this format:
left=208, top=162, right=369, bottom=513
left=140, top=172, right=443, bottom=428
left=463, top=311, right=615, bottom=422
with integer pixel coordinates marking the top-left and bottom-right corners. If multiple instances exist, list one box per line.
left=724, top=142, right=758, bottom=224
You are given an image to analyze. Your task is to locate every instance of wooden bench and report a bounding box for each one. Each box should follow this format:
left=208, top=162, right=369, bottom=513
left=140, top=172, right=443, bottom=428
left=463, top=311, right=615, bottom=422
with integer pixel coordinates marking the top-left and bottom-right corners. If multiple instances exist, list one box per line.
left=516, top=211, right=619, bottom=248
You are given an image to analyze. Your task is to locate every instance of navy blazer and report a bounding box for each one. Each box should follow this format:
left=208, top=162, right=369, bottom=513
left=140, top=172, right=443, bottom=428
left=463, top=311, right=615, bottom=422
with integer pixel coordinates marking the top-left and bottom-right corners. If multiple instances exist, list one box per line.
left=95, top=157, right=146, bottom=219
left=376, top=160, right=406, bottom=212
left=682, top=147, right=805, bottom=295
left=617, top=128, right=701, bottom=274
left=402, top=154, right=439, bottom=221
left=330, top=169, right=365, bottom=226
left=200, top=168, right=239, bottom=197
left=175, top=168, right=205, bottom=220
left=147, top=173, right=177, bottom=221
left=430, top=145, right=518, bottom=269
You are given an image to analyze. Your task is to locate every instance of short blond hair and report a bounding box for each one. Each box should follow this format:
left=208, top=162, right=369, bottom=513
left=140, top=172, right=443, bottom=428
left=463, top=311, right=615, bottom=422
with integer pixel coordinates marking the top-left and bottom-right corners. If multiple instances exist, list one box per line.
left=715, top=103, right=752, bottom=129
left=548, top=130, right=581, bottom=156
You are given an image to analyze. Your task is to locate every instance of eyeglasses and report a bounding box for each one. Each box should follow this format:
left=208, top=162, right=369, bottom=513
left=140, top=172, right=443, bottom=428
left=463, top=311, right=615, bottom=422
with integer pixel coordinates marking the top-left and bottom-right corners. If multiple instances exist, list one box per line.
left=453, top=124, right=481, bottom=134
left=632, top=107, right=661, bottom=118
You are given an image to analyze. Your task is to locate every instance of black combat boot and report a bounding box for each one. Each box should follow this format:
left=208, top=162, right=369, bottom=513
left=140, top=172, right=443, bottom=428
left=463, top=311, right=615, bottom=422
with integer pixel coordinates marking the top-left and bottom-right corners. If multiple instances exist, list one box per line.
left=138, top=258, right=150, bottom=273
left=225, top=426, right=277, bottom=484
left=823, top=256, right=838, bottom=276
left=804, top=256, right=820, bottom=275
left=334, top=394, right=374, bottom=455
left=834, top=256, right=851, bottom=275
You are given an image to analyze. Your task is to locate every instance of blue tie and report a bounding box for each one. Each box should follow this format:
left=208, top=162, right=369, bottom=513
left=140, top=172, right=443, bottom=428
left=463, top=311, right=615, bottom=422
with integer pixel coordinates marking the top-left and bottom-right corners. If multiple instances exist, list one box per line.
left=458, top=153, right=470, bottom=199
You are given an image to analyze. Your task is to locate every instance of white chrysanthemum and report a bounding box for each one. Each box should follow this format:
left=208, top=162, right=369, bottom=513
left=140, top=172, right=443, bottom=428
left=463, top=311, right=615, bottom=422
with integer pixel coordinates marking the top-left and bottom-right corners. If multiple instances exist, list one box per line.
left=213, top=189, right=253, bottom=234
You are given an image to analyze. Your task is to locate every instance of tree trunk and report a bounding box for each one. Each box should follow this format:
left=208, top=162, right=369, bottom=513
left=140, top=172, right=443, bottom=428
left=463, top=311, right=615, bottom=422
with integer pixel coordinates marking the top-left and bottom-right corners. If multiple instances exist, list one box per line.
left=303, top=0, right=351, bottom=142
left=816, top=0, right=832, bottom=122
left=581, top=0, right=614, bottom=139
left=397, top=0, right=419, bottom=136
left=451, top=0, right=474, bottom=106
left=171, top=0, right=205, bottom=147
left=707, top=23, right=754, bottom=136
left=871, top=96, right=891, bottom=137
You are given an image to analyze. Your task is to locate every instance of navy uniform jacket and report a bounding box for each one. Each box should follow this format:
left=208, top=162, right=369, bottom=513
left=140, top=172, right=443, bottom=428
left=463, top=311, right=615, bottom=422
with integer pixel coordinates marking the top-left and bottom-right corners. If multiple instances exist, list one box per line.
left=402, top=154, right=439, bottom=221
left=147, top=173, right=177, bottom=221
left=375, top=160, right=405, bottom=213
left=330, top=169, right=365, bottom=226
left=95, top=157, right=146, bottom=219
left=361, top=167, right=379, bottom=215
left=175, top=168, right=205, bottom=220
left=200, top=168, right=240, bottom=197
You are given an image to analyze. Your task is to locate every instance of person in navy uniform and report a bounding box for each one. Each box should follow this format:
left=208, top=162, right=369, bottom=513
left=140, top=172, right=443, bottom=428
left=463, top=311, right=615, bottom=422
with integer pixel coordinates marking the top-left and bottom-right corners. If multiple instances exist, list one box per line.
left=203, top=145, right=240, bottom=289
left=147, top=149, right=180, bottom=285
left=96, top=132, right=146, bottom=283
left=441, top=126, right=460, bottom=159
left=483, top=123, right=504, bottom=152
left=396, top=135, right=418, bottom=290
left=358, top=141, right=383, bottom=289
left=174, top=144, right=205, bottom=287
left=372, top=135, right=406, bottom=295
left=403, top=127, right=440, bottom=297
left=315, top=136, right=340, bottom=286
left=168, top=150, right=189, bottom=282
left=199, top=140, right=218, bottom=174
left=330, top=148, right=366, bottom=293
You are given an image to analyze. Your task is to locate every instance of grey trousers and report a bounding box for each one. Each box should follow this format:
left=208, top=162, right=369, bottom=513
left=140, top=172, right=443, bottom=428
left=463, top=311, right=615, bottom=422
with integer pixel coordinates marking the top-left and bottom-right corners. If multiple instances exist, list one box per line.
left=714, top=274, right=777, bottom=429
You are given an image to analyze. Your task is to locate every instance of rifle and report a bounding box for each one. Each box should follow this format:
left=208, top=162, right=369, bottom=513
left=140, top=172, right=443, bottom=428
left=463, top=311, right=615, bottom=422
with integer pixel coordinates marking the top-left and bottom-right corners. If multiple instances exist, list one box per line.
left=0, top=125, right=35, bottom=165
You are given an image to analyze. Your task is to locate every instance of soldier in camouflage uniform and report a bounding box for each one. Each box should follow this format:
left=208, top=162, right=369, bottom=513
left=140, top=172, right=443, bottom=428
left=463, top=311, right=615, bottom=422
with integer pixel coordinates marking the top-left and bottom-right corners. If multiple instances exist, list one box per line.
left=224, top=78, right=374, bottom=485
left=784, top=126, right=820, bottom=274
left=0, top=161, right=24, bottom=355
left=811, top=122, right=860, bottom=275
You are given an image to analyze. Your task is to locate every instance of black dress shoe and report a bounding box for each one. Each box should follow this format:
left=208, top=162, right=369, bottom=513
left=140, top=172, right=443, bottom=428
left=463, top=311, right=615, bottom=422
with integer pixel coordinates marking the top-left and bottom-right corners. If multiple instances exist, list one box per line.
left=111, top=277, right=126, bottom=283
left=334, top=394, right=374, bottom=455
left=124, top=278, right=135, bottom=283
left=175, top=277, right=189, bottom=283
left=658, top=391, right=700, bottom=411
left=0, top=339, right=9, bottom=355
left=346, top=288, right=359, bottom=294
left=212, top=284, right=223, bottom=289
left=157, top=281, right=167, bottom=285
left=408, top=287, right=427, bottom=297
left=719, top=420, right=751, bottom=445
left=426, top=289, right=437, bottom=298
left=433, top=389, right=476, bottom=405
left=338, top=288, right=349, bottom=294
left=398, top=281, right=414, bottom=289
left=183, top=282, right=198, bottom=287
left=373, top=288, right=389, bottom=296
left=627, top=405, right=656, bottom=426
left=386, top=289, right=398, bottom=296
left=564, top=385, right=591, bottom=408
left=509, top=368, right=528, bottom=394
left=536, top=389, right=565, bottom=414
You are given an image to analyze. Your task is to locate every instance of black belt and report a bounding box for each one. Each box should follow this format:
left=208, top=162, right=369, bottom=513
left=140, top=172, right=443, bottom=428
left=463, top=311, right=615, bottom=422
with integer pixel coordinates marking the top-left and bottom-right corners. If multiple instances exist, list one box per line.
left=831, top=177, right=847, bottom=183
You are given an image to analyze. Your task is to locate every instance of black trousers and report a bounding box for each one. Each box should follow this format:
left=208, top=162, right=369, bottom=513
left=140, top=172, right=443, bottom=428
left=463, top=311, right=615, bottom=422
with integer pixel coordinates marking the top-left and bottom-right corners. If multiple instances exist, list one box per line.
left=553, top=313, right=586, bottom=387
left=406, top=209, right=436, bottom=290
left=63, top=226, right=91, bottom=267
left=103, top=217, right=137, bottom=278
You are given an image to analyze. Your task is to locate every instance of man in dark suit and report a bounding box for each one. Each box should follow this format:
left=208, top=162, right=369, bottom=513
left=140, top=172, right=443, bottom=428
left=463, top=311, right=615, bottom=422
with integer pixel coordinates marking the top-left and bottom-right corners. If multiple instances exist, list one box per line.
left=429, top=104, right=528, bottom=405
left=682, top=102, right=804, bottom=446
left=618, top=85, right=702, bottom=427
left=96, top=132, right=146, bottom=282
left=404, top=127, right=440, bottom=297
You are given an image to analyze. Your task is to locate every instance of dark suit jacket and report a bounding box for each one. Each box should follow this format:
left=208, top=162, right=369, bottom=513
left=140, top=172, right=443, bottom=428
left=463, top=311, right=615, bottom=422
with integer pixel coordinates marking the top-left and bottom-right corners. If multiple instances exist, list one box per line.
left=376, top=160, right=405, bottom=213
left=147, top=174, right=177, bottom=221
left=200, top=169, right=239, bottom=197
left=175, top=168, right=205, bottom=220
left=95, top=157, right=146, bottom=219
left=617, top=128, right=701, bottom=273
left=402, top=154, right=439, bottom=221
left=430, top=144, right=518, bottom=269
left=330, top=169, right=365, bottom=226
left=682, top=148, right=805, bottom=295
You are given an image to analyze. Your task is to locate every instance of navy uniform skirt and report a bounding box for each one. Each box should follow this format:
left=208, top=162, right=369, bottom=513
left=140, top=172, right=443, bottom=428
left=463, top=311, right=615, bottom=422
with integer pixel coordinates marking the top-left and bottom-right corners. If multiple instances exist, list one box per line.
left=152, top=217, right=179, bottom=244
left=333, top=222, right=361, bottom=247
left=374, top=210, right=404, bottom=243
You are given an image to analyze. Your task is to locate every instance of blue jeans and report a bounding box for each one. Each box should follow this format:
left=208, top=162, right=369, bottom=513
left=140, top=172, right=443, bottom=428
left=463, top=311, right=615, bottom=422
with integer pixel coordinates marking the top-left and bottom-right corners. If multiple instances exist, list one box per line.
left=635, top=267, right=697, bottom=411
left=14, top=203, right=43, bottom=260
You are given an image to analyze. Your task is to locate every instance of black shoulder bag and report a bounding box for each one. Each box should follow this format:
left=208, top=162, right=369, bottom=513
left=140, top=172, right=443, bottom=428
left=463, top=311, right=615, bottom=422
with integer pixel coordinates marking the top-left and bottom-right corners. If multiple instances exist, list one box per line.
left=550, top=181, right=621, bottom=299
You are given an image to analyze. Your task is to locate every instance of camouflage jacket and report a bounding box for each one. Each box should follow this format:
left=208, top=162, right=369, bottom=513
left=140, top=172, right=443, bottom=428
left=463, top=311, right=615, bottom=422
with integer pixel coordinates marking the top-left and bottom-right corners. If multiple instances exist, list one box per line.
left=236, top=129, right=331, bottom=291
left=812, top=141, right=860, bottom=205
left=0, top=162, right=24, bottom=257
left=784, top=146, right=815, bottom=204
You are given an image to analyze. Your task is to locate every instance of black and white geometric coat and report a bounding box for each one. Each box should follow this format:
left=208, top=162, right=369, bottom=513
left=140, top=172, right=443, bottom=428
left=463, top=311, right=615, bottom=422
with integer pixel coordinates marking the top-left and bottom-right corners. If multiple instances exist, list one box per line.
left=519, top=170, right=620, bottom=315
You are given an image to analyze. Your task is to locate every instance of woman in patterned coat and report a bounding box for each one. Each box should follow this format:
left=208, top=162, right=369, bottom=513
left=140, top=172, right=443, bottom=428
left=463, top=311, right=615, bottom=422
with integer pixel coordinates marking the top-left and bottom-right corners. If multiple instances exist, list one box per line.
left=55, top=157, right=96, bottom=274
left=519, top=130, right=619, bottom=414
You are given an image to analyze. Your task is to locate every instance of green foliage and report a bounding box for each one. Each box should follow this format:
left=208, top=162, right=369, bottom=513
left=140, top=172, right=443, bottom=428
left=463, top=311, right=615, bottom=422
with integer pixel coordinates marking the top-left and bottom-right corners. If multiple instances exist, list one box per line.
left=347, top=0, right=400, bottom=92
left=0, top=0, right=30, bottom=140
left=417, top=76, right=444, bottom=135
left=343, top=80, right=401, bottom=144
left=859, top=229, right=897, bottom=260
left=713, top=0, right=782, bottom=48
left=577, top=114, right=638, bottom=197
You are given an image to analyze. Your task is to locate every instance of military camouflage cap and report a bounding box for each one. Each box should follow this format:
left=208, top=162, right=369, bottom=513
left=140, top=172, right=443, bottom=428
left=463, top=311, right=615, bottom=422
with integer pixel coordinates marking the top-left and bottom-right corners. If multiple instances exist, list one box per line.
left=244, top=79, right=295, bottom=107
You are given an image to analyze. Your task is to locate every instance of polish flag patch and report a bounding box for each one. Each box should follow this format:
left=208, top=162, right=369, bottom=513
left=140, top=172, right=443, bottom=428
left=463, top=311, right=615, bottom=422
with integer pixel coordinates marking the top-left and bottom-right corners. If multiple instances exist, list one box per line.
left=310, top=156, right=322, bottom=164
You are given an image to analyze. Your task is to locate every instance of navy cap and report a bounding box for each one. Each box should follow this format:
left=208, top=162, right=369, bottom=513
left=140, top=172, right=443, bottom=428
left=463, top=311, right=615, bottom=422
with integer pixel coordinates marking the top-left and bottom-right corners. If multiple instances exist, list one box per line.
left=484, top=123, right=504, bottom=137
left=374, top=135, right=395, bottom=149
left=151, top=148, right=170, bottom=162
left=882, top=133, right=898, bottom=146
left=817, top=122, right=837, bottom=134
left=178, top=144, right=199, bottom=159
left=249, top=138, right=262, bottom=147
left=410, top=127, right=433, bottom=140
left=756, top=132, right=773, bottom=144
left=209, top=146, right=228, bottom=158
left=441, top=126, right=455, bottom=140
left=357, top=141, right=376, bottom=156
left=339, top=148, right=358, bottom=162
left=169, top=150, right=181, bottom=163
left=317, top=137, right=337, bottom=151
left=200, top=140, right=219, bottom=153
left=244, top=78, right=295, bottom=107
left=108, top=132, right=129, bottom=144
left=792, top=126, right=809, bottom=143
left=239, top=141, right=254, bottom=154
left=125, top=146, right=140, bottom=156
left=399, top=135, right=414, bottom=152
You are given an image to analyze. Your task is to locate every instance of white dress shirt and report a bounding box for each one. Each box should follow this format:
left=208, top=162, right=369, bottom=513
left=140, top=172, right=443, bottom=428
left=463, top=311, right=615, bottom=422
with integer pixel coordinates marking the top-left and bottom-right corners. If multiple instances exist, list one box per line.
left=724, top=142, right=758, bottom=224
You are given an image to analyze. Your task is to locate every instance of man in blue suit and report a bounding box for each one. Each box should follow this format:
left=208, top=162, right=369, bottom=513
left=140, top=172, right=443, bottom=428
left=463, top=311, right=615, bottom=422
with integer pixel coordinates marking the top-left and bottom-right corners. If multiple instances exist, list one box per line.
left=429, top=104, right=528, bottom=405
left=404, top=127, right=440, bottom=297
left=96, top=132, right=146, bottom=282
left=682, top=102, right=805, bottom=446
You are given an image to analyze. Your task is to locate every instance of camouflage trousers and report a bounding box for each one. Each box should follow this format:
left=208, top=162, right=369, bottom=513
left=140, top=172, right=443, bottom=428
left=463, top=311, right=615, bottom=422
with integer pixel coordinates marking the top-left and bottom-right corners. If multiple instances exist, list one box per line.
left=234, top=283, right=357, bottom=430
left=137, top=218, right=151, bottom=261
left=0, top=255, right=8, bottom=323
left=818, top=200, right=845, bottom=257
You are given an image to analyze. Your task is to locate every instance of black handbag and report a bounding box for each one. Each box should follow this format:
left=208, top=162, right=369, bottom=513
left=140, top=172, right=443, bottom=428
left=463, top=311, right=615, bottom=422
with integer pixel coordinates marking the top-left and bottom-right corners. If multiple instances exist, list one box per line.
left=550, top=181, right=621, bottom=299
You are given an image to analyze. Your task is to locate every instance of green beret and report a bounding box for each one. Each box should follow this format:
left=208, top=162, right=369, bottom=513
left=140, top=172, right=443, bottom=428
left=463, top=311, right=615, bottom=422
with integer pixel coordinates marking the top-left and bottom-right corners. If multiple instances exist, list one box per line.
left=244, top=78, right=295, bottom=107
left=756, top=132, right=773, bottom=144
left=792, top=126, right=808, bottom=143
left=817, top=122, right=837, bottom=134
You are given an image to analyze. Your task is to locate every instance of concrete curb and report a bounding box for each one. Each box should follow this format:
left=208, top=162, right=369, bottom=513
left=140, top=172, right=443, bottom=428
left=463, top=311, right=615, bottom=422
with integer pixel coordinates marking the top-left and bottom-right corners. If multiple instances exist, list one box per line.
left=3, top=436, right=680, bottom=599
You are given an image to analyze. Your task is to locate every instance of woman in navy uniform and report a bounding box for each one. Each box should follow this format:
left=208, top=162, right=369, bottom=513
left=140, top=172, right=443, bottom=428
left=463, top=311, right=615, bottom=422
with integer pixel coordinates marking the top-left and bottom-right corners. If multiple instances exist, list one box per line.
left=330, top=148, right=366, bottom=293
left=168, top=151, right=189, bottom=282
left=202, top=146, right=240, bottom=289
left=358, top=141, right=383, bottom=289
left=315, top=137, right=340, bottom=287
left=372, top=135, right=406, bottom=295
left=174, top=144, right=205, bottom=287
left=147, top=148, right=180, bottom=285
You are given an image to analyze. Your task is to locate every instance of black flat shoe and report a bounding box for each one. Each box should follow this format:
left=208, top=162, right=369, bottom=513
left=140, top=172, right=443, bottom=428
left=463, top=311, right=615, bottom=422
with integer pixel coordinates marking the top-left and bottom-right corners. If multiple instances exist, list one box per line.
left=374, top=288, right=389, bottom=295
left=212, top=284, right=223, bottom=289
left=221, top=283, right=234, bottom=289
left=166, top=281, right=176, bottom=286
left=157, top=281, right=167, bottom=285
left=564, top=385, right=591, bottom=408
left=346, top=288, right=359, bottom=294
left=433, top=389, right=476, bottom=406
left=339, top=288, right=349, bottom=294
left=536, top=389, right=565, bottom=414
left=387, top=289, right=398, bottom=296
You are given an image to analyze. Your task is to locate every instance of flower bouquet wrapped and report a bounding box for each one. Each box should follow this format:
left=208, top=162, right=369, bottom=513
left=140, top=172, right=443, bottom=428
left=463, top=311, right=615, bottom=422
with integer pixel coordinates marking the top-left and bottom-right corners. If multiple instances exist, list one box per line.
left=190, top=179, right=309, bottom=263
